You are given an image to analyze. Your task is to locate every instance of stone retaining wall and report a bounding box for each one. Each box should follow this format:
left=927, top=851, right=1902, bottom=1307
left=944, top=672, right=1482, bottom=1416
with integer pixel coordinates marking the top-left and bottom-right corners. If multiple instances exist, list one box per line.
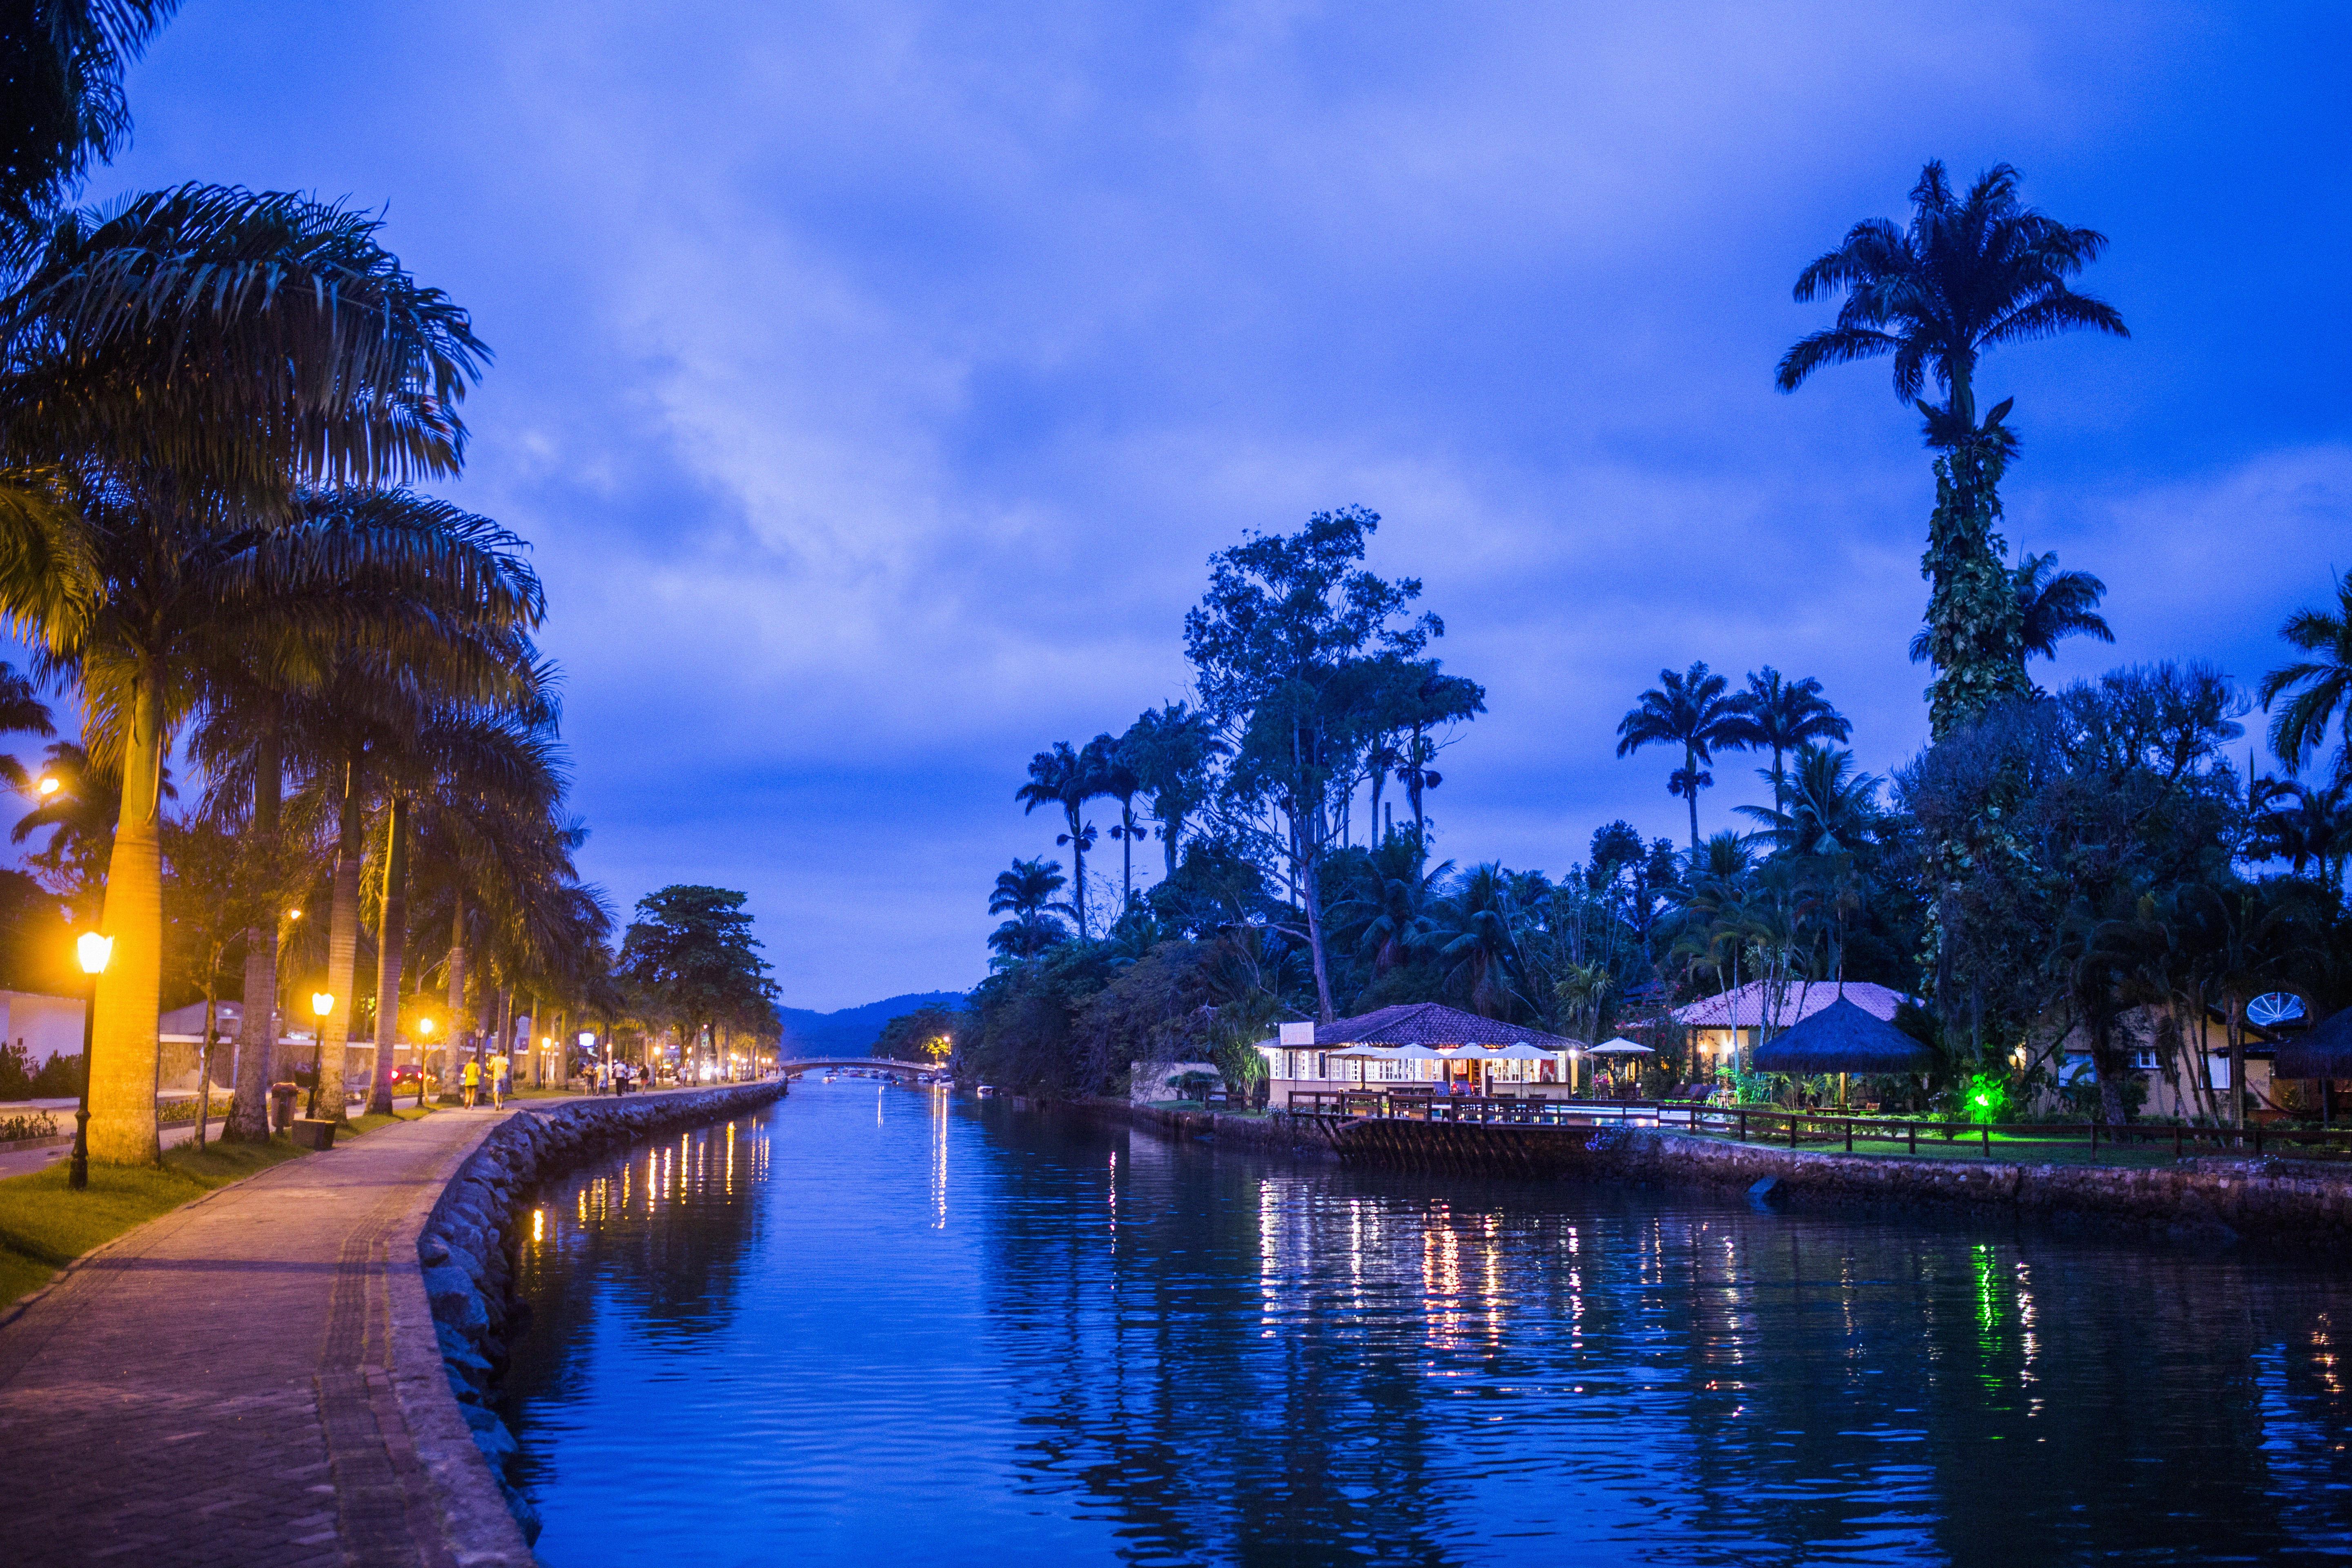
left=1584, top=1127, right=2352, bottom=1248
left=1079, top=1098, right=2352, bottom=1252
left=412, top=1082, right=789, bottom=1544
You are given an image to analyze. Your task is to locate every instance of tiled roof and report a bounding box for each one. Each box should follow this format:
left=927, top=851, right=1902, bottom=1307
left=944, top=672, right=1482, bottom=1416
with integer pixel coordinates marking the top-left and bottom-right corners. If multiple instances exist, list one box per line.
left=1314, top=1002, right=1583, bottom=1051
left=1670, top=980, right=1912, bottom=1029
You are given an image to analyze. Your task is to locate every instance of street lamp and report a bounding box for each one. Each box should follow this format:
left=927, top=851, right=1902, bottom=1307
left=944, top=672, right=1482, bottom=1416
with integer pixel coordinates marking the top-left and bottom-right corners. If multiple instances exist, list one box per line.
left=306, top=991, right=334, bottom=1119
left=415, top=1017, right=436, bottom=1107
left=69, top=931, right=112, bottom=1191
left=37, top=775, right=62, bottom=799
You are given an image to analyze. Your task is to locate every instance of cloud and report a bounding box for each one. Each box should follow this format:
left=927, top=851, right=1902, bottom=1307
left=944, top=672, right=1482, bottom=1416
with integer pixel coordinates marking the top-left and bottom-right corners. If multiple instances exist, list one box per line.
left=60, top=0, right=2351, bottom=1006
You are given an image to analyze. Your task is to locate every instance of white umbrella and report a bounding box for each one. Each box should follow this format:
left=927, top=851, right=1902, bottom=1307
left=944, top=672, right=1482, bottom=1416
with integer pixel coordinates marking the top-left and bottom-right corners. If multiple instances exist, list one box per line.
left=1588, top=1037, right=1654, bottom=1055
left=1490, top=1042, right=1555, bottom=1060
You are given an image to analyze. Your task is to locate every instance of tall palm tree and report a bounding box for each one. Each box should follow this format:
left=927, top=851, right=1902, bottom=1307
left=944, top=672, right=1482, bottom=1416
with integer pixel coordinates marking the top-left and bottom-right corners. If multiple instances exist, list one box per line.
left=1778, top=161, right=2127, bottom=737
left=1617, top=662, right=1746, bottom=849
left=1722, top=667, right=1849, bottom=808
left=0, top=189, right=488, bottom=1163
left=1090, top=731, right=1147, bottom=911
left=1016, top=742, right=1103, bottom=938
left=2259, top=568, right=2352, bottom=787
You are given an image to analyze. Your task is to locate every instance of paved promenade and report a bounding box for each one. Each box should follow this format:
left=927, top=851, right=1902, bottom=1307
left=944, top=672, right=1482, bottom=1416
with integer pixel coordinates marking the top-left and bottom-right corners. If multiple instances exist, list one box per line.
left=0, top=1107, right=518, bottom=1568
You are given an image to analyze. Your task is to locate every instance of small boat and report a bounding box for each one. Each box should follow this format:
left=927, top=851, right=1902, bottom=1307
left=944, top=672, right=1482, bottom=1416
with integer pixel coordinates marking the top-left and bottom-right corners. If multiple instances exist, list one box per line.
left=975, top=1083, right=997, bottom=1098
left=822, top=1073, right=836, bottom=1084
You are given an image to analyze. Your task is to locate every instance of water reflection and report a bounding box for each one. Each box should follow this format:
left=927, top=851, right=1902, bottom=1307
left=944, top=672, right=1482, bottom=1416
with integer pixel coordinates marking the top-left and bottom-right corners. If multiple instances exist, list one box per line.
left=506, top=1088, right=2352, bottom=1567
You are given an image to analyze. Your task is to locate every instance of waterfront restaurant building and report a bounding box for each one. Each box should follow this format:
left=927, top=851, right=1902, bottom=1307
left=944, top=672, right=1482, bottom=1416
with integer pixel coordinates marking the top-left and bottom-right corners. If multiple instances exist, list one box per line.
left=1672, top=981, right=1915, bottom=1076
left=1256, top=1002, right=1587, bottom=1105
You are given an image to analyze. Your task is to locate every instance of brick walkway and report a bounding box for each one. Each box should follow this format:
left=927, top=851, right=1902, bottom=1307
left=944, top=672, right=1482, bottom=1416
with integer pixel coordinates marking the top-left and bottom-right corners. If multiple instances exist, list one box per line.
left=0, top=1108, right=518, bottom=1568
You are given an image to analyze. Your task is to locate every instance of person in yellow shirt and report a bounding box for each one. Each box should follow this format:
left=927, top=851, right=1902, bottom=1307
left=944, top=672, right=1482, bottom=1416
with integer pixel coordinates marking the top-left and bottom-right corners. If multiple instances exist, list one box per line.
left=488, top=1051, right=509, bottom=1109
left=461, top=1056, right=481, bottom=1109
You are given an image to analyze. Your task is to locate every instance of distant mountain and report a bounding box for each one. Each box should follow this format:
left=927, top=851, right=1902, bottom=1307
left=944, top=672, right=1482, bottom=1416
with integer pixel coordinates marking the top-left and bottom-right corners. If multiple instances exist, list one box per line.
left=775, top=991, right=964, bottom=1058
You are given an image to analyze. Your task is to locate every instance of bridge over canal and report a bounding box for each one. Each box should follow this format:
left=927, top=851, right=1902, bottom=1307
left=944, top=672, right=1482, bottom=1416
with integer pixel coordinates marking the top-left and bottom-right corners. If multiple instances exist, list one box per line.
left=779, top=1058, right=944, bottom=1080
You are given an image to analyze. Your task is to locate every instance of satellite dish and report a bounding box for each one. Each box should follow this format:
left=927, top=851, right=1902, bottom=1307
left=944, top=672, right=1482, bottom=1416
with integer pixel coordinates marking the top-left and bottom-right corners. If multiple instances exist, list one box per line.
left=2248, top=992, right=2306, bottom=1027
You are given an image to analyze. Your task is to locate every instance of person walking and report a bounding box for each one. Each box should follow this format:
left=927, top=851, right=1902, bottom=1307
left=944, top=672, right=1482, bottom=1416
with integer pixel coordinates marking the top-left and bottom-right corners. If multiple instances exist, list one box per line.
left=489, top=1049, right=509, bottom=1109
left=461, top=1056, right=480, bottom=1109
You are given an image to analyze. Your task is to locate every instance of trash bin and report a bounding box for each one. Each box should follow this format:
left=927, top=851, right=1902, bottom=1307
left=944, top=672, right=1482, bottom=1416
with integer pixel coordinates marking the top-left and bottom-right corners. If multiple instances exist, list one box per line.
left=290, top=1117, right=337, bottom=1151
left=270, top=1082, right=298, bottom=1132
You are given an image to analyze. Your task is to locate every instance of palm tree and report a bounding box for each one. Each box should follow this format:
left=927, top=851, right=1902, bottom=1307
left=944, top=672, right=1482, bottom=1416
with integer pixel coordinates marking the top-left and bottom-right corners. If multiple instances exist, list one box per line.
left=1118, top=702, right=1222, bottom=880
left=1419, top=863, right=1524, bottom=1019
left=1392, top=734, right=1444, bottom=845
left=2250, top=778, right=2349, bottom=894
left=0, top=3, right=179, bottom=256
left=986, top=856, right=1069, bottom=964
left=2259, top=568, right=2352, bottom=787
left=0, top=188, right=488, bottom=1163
left=1909, top=550, right=2114, bottom=668
left=1090, top=731, right=1147, bottom=910
left=1722, top=667, right=1849, bottom=808
left=1616, top=662, right=1746, bottom=849
left=1334, top=834, right=1451, bottom=974
left=1778, top=160, right=2127, bottom=737
left=1016, top=742, right=1104, bottom=938
left=1738, top=744, right=1881, bottom=859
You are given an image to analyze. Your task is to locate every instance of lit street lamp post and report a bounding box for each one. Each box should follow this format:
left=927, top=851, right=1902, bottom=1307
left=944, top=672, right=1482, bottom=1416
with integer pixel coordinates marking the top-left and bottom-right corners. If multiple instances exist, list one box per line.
left=305, top=991, right=334, bottom=1119
left=69, top=931, right=114, bottom=1191
left=415, top=1017, right=436, bottom=1108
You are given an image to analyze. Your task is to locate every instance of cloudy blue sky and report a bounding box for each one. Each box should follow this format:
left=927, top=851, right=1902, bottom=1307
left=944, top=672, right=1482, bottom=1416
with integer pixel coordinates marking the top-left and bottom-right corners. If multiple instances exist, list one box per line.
left=58, top=2, right=2352, bottom=1008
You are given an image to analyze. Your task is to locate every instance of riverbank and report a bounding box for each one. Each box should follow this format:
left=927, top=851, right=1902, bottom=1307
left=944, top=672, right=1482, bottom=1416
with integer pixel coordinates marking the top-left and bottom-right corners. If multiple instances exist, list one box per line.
left=419, top=1081, right=790, bottom=1544
left=1078, top=1097, right=2352, bottom=1251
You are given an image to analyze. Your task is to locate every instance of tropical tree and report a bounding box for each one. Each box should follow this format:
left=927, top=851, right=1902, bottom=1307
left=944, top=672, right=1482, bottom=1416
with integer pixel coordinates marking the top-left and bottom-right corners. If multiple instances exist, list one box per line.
left=1185, top=506, right=1449, bottom=1022
left=1616, top=662, right=1746, bottom=849
left=1777, top=160, right=2127, bottom=737
left=1016, top=741, right=1104, bottom=938
left=1088, top=732, right=1148, bottom=910
left=0, top=2, right=178, bottom=256
left=616, top=886, right=773, bottom=1083
left=1722, top=667, right=1849, bottom=808
left=1334, top=833, right=1449, bottom=976
left=1909, top=550, right=2114, bottom=668
left=1118, top=702, right=1221, bottom=880
left=987, top=856, right=1070, bottom=965
left=2259, top=568, right=2352, bottom=787
left=0, top=187, right=488, bottom=1163
left=1419, top=863, right=1524, bottom=1019
left=1739, top=744, right=1881, bottom=859
left=2251, top=778, right=2348, bottom=893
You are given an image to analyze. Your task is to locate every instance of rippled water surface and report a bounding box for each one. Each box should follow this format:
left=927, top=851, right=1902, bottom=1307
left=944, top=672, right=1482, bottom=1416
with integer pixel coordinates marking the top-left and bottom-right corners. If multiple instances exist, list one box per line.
left=504, top=1083, right=2352, bottom=1566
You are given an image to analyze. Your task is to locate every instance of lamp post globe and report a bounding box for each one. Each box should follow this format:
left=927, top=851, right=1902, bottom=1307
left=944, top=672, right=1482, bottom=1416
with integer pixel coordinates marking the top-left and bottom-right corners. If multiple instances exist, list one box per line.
left=68, top=933, right=113, bottom=1190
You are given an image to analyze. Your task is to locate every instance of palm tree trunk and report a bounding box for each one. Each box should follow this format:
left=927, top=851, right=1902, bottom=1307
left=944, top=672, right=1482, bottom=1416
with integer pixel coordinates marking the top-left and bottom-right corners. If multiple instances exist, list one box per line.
left=1684, top=743, right=1701, bottom=849
left=316, top=751, right=365, bottom=1123
left=1121, top=807, right=1134, bottom=909
left=367, top=795, right=409, bottom=1116
left=445, top=895, right=468, bottom=1090
left=1066, top=803, right=1089, bottom=938
left=225, top=720, right=283, bottom=1141
left=89, top=659, right=165, bottom=1165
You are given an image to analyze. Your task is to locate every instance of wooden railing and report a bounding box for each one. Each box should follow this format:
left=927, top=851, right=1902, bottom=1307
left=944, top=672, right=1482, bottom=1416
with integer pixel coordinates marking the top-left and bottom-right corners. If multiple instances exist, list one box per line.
left=1282, top=1090, right=2352, bottom=1161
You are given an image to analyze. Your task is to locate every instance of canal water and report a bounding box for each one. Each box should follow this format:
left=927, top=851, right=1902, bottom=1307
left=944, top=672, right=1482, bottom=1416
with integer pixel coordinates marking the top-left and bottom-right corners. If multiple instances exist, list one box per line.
left=503, top=1082, right=2352, bottom=1566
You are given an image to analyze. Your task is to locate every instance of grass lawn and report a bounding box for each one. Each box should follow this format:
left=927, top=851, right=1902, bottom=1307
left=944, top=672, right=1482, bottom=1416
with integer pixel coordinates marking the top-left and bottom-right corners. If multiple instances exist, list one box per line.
left=0, top=1107, right=432, bottom=1307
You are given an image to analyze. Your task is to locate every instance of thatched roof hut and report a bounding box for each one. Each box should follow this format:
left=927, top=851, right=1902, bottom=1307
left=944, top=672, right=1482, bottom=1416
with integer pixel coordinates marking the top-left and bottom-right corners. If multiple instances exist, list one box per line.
left=2273, top=1007, right=2352, bottom=1080
left=1751, top=997, right=1935, bottom=1076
